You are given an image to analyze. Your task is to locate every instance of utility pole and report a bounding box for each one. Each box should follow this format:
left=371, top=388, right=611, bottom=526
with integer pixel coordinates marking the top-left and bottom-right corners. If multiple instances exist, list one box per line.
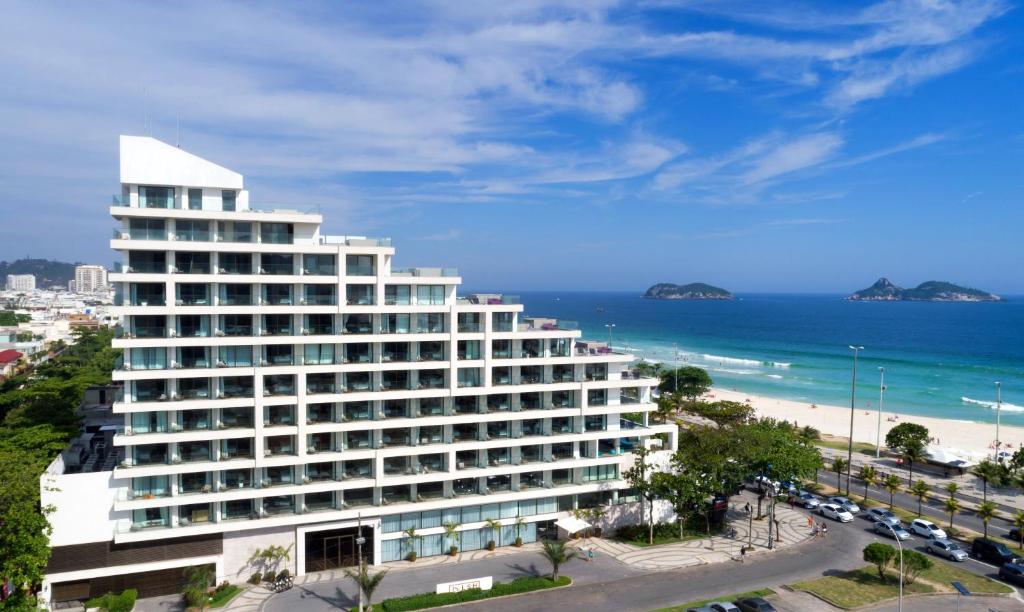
left=995, top=381, right=1002, bottom=461
left=673, top=342, right=678, bottom=393
left=847, top=346, right=864, bottom=496
left=876, top=367, right=885, bottom=458
left=356, top=513, right=365, bottom=612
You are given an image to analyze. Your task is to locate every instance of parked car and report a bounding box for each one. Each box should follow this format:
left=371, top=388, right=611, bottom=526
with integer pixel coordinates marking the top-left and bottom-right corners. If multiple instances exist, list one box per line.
left=972, top=538, right=1022, bottom=566
left=779, top=480, right=800, bottom=494
left=796, top=491, right=821, bottom=509
left=1009, top=527, right=1021, bottom=542
left=828, top=496, right=860, bottom=513
left=998, top=563, right=1024, bottom=587
left=708, top=603, right=741, bottom=612
left=819, top=503, right=854, bottom=522
left=874, top=522, right=911, bottom=540
left=865, top=507, right=901, bottom=527
left=926, top=538, right=968, bottom=561
left=733, top=597, right=777, bottom=612
left=909, top=519, right=946, bottom=540
left=685, top=607, right=715, bottom=612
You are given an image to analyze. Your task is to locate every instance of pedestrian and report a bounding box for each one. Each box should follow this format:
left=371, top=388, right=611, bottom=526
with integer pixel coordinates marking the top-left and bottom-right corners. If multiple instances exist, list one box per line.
left=588, top=547, right=595, bottom=562
left=740, top=546, right=746, bottom=563
left=812, top=524, right=820, bottom=538
left=807, top=515, right=814, bottom=528
left=822, top=524, right=829, bottom=538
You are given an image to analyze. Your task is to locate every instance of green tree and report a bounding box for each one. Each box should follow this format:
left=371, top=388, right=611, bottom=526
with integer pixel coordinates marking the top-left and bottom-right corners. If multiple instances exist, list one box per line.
left=901, top=440, right=926, bottom=486
left=831, top=457, right=849, bottom=495
left=247, top=544, right=292, bottom=575
left=657, top=366, right=712, bottom=401
left=799, top=426, right=821, bottom=442
left=653, top=467, right=714, bottom=539
left=1013, top=512, right=1024, bottom=550
left=540, top=539, right=577, bottom=581
left=909, top=479, right=929, bottom=516
left=623, top=446, right=660, bottom=545
left=973, top=460, right=1002, bottom=503
left=945, top=481, right=958, bottom=500
left=884, top=474, right=901, bottom=509
left=686, top=400, right=754, bottom=428
left=977, top=501, right=997, bottom=539
left=885, top=422, right=930, bottom=454
left=944, top=498, right=961, bottom=530
left=343, top=565, right=387, bottom=611
left=0, top=446, right=55, bottom=606
left=899, top=550, right=933, bottom=585
left=182, top=564, right=214, bottom=611
left=403, top=527, right=422, bottom=561
left=859, top=465, right=878, bottom=503
left=863, top=542, right=897, bottom=582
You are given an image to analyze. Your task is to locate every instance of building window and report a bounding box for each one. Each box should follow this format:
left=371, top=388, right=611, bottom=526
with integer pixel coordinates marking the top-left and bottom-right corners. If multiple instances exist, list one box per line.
left=188, top=188, right=202, bottom=210
left=260, top=223, right=293, bottom=244
left=139, top=186, right=174, bottom=209
left=416, top=285, right=445, bottom=305
left=457, top=368, right=480, bottom=388
left=492, top=312, right=514, bottom=332
left=346, top=255, right=376, bottom=276
left=222, top=190, right=236, bottom=211
left=384, top=285, right=410, bottom=305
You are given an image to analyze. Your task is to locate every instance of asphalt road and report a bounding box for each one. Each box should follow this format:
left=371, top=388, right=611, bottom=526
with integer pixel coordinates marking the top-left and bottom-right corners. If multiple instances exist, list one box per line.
left=459, top=506, right=1021, bottom=612
left=816, top=469, right=1018, bottom=540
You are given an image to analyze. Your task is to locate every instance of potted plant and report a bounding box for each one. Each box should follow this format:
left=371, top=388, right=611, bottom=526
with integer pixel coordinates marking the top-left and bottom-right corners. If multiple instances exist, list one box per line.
left=485, top=517, right=502, bottom=551
left=513, top=515, right=526, bottom=547
left=403, top=527, right=421, bottom=562
left=443, top=521, right=461, bottom=556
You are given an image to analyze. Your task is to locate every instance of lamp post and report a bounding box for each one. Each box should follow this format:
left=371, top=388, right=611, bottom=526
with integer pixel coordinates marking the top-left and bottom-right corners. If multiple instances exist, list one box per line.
left=847, top=345, right=864, bottom=496
left=766, top=481, right=777, bottom=550
left=605, top=323, right=615, bottom=347
left=882, top=523, right=904, bottom=612
left=356, top=512, right=365, bottom=612
left=876, top=367, right=886, bottom=458
left=673, top=343, right=679, bottom=393
left=994, top=381, right=1002, bottom=461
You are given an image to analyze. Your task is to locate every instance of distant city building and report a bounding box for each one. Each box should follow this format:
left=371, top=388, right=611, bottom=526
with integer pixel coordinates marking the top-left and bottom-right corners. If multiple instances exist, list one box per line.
left=6, top=274, right=36, bottom=291
left=68, top=280, right=76, bottom=292
left=0, top=348, right=23, bottom=377
left=75, top=265, right=108, bottom=293
left=37, top=135, right=676, bottom=606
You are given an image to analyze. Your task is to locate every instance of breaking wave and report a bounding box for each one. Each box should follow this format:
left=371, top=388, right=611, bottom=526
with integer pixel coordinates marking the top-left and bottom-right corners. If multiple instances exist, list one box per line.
left=961, top=396, right=1024, bottom=413
left=702, top=353, right=791, bottom=368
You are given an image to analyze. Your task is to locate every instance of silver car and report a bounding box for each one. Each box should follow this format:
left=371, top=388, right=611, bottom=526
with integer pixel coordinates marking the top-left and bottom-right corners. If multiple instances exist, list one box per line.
left=875, top=521, right=911, bottom=540
left=926, top=538, right=968, bottom=561
left=797, top=491, right=821, bottom=509
left=708, top=604, right=741, bottom=612
left=866, top=507, right=901, bottom=527
left=829, top=496, right=861, bottom=513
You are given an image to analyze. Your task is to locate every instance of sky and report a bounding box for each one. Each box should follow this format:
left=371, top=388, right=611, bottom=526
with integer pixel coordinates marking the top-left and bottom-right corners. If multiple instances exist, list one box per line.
left=1, top=0, right=1022, bottom=293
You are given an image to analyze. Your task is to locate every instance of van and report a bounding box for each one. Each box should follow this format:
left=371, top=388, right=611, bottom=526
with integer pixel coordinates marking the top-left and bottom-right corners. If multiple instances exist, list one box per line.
left=971, top=538, right=1020, bottom=565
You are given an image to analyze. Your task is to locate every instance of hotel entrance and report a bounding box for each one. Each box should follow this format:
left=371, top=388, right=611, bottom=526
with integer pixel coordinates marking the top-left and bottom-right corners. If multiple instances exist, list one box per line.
left=304, top=526, right=374, bottom=572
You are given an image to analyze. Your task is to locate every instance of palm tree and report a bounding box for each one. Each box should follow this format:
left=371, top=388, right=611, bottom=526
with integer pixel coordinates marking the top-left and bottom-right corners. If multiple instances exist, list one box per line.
left=343, top=564, right=387, bottom=611
left=183, top=564, right=214, bottom=611
left=944, top=498, right=961, bottom=530
left=902, top=442, right=925, bottom=486
left=910, top=479, right=929, bottom=516
left=1013, top=512, right=1024, bottom=551
left=513, top=515, right=527, bottom=546
left=973, top=459, right=1001, bottom=503
left=945, top=481, right=958, bottom=500
left=831, top=457, right=849, bottom=494
left=884, top=474, right=901, bottom=509
left=403, top=527, right=421, bottom=561
left=485, top=518, right=502, bottom=550
left=977, top=501, right=997, bottom=539
left=859, top=466, right=877, bottom=503
left=540, top=539, right=577, bottom=581
left=443, top=521, right=462, bottom=555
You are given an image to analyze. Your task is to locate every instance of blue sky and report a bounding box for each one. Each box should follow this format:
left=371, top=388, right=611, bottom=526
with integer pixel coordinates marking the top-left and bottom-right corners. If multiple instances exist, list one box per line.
left=1, top=1, right=1022, bottom=293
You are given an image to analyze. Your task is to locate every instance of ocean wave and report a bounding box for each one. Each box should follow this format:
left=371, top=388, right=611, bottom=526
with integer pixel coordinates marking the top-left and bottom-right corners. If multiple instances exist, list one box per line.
left=766, top=374, right=783, bottom=379
left=702, top=353, right=792, bottom=369
left=710, top=367, right=759, bottom=375
left=961, top=396, right=1024, bottom=413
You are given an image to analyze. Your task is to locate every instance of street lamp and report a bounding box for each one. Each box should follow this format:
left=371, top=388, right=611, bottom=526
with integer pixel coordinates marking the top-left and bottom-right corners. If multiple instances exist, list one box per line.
left=605, top=323, right=615, bottom=347
left=356, top=513, right=366, bottom=612
left=881, top=523, right=904, bottom=612
left=847, top=345, right=864, bottom=496
left=876, top=367, right=886, bottom=458
left=673, top=342, right=679, bottom=393
left=994, top=382, right=1002, bottom=461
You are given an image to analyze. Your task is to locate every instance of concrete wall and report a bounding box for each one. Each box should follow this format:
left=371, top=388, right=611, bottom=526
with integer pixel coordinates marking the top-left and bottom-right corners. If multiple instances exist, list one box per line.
left=42, top=463, right=130, bottom=547
left=222, top=525, right=297, bottom=581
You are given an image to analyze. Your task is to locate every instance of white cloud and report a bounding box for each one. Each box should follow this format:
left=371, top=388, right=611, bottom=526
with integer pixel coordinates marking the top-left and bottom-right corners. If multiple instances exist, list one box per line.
left=418, top=229, right=462, bottom=241
left=741, top=133, right=844, bottom=184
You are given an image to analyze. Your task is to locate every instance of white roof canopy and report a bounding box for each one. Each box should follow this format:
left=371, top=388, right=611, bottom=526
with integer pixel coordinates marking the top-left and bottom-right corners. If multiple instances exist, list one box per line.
left=554, top=516, right=591, bottom=534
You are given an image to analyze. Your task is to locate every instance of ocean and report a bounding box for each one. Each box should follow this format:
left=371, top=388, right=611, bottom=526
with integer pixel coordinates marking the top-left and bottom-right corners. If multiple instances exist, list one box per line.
left=505, top=291, right=1024, bottom=427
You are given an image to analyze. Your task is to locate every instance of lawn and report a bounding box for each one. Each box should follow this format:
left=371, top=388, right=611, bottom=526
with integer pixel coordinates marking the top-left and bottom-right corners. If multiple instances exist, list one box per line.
left=652, top=588, right=776, bottom=611
left=378, top=576, right=570, bottom=611
left=816, top=438, right=878, bottom=456
left=208, top=585, right=243, bottom=608
left=919, top=561, right=1013, bottom=594
left=790, top=567, right=935, bottom=609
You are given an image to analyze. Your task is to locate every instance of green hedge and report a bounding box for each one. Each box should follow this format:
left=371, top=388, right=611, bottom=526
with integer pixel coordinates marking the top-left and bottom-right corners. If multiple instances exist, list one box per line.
left=85, top=588, right=137, bottom=612
left=379, top=576, right=570, bottom=611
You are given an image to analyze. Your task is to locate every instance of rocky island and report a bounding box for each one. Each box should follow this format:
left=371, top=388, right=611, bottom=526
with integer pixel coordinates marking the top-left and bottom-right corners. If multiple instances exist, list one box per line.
left=848, top=278, right=1004, bottom=302
left=644, top=282, right=733, bottom=300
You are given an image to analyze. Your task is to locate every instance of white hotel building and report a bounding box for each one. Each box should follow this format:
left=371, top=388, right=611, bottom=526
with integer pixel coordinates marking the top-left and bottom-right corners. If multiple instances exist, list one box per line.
left=40, top=136, right=675, bottom=604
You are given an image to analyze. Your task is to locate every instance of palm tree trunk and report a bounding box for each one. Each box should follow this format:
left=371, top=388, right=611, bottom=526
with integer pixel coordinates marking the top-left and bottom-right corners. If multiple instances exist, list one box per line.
left=889, top=491, right=894, bottom=509
left=908, top=462, right=913, bottom=487
left=983, top=479, right=988, bottom=503
left=984, top=521, right=989, bottom=539
left=648, top=498, right=655, bottom=545
left=949, top=512, right=954, bottom=530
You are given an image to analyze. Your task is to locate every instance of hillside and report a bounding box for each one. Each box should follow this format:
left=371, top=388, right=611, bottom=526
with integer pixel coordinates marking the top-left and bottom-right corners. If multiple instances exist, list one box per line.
left=0, top=258, right=79, bottom=288
left=848, top=278, right=1004, bottom=302
left=643, top=282, right=733, bottom=300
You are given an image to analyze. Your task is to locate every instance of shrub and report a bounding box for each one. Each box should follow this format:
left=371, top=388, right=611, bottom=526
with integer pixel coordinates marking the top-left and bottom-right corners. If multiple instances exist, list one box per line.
left=486, top=540, right=496, bottom=551
left=407, top=551, right=417, bottom=562
left=85, top=588, right=137, bottom=612
left=449, top=546, right=458, bottom=556
left=276, top=569, right=290, bottom=581
left=263, top=573, right=276, bottom=583
left=380, top=576, right=570, bottom=611
left=863, top=543, right=897, bottom=582
left=248, top=573, right=262, bottom=585
left=614, top=521, right=708, bottom=542
left=515, top=536, right=523, bottom=547
left=215, top=581, right=231, bottom=594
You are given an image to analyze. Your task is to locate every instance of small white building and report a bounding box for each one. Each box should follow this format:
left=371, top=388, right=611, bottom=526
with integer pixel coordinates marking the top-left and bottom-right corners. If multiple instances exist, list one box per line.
left=75, top=265, right=108, bottom=293
left=6, top=273, right=36, bottom=291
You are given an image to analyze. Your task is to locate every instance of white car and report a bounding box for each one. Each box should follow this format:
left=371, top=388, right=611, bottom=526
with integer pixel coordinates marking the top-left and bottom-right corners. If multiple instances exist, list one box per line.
left=909, top=519, right=946, bottom=540
left=708, top=603, right=741, bottom=612
left=926, top=538, right=968, bottom=561
left=828, top=496, right=861, bottom=513
left=819, top=503, right=854, bottom=522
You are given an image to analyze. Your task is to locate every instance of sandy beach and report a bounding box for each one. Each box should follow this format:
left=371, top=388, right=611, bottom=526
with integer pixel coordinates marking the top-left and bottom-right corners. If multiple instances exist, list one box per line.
left=709, top=387, right=1024, bottom=457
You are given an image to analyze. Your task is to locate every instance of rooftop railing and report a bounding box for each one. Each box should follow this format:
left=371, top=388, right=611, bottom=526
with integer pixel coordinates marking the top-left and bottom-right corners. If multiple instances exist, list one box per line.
left=319, top=235, right=392, bottom=247
left=391, top=267, right=459, bottom=277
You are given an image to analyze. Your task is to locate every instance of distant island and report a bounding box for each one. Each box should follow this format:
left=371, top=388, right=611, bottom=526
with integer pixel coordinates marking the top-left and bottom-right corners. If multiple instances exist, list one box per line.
left=644, top=282, right=733, bottom=300
left=848, top=278, right=1004, bottom=302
